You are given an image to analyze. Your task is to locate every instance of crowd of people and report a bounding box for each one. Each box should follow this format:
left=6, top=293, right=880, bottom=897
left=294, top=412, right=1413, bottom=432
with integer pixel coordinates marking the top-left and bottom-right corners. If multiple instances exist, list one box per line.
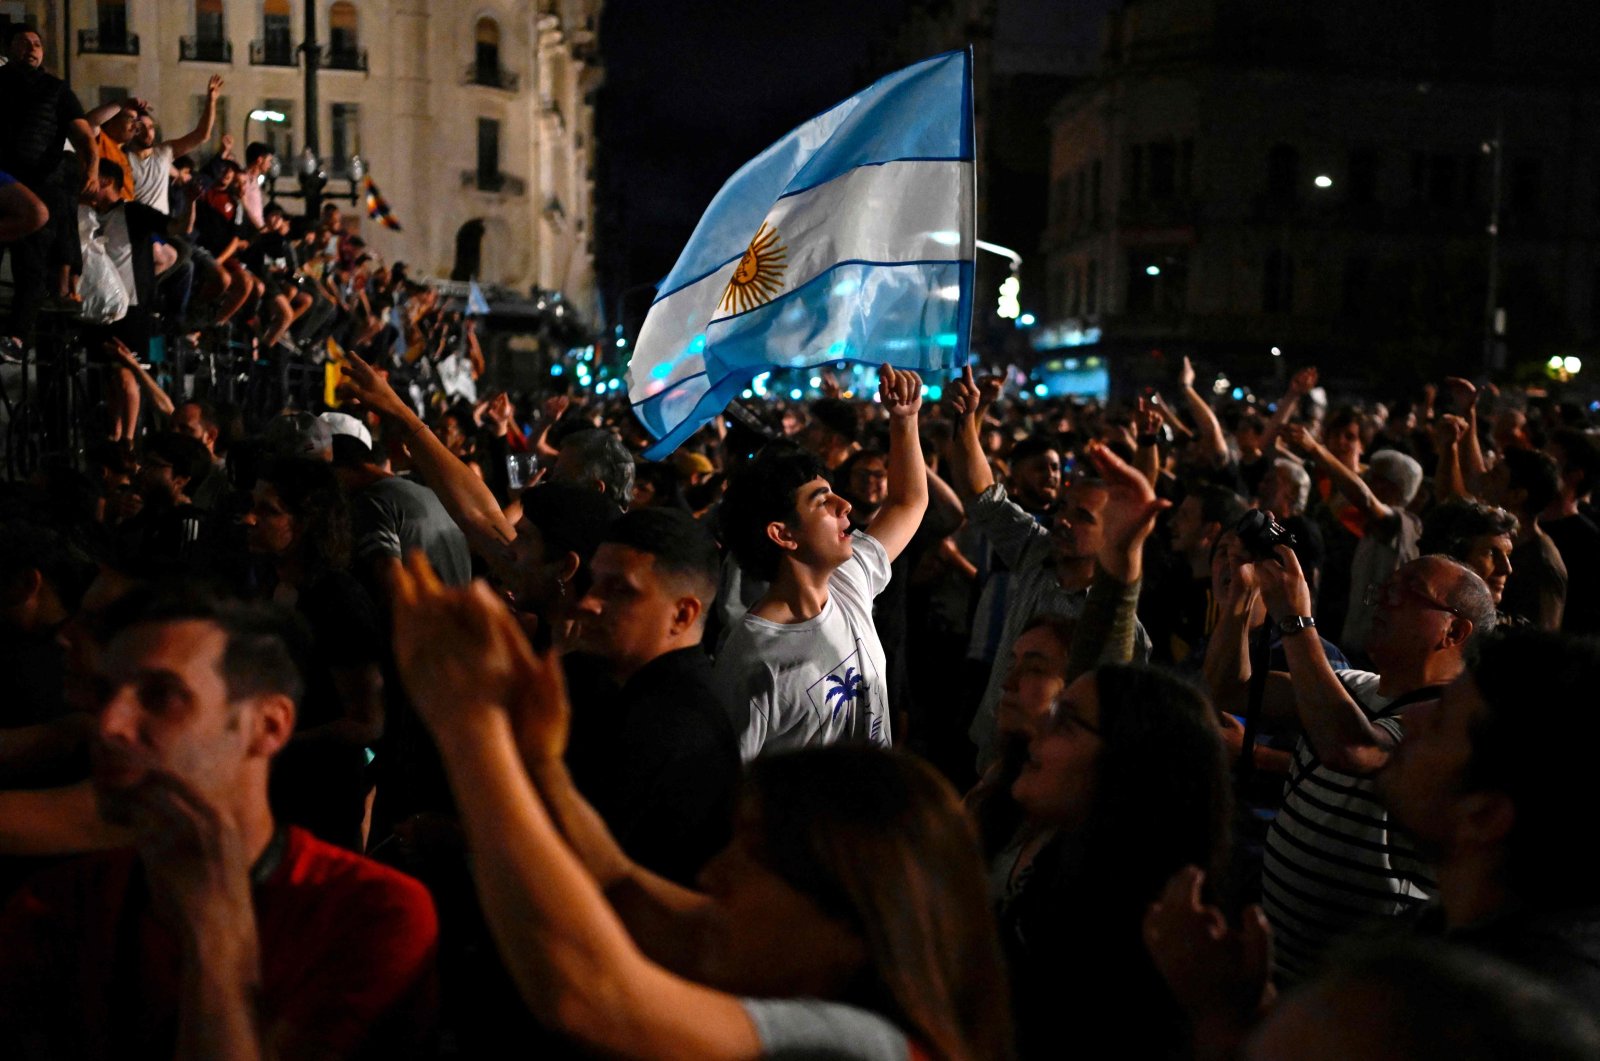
left=5, top=18, right=1600, bottom=1061
left=1, top=24, right=486, bottom=450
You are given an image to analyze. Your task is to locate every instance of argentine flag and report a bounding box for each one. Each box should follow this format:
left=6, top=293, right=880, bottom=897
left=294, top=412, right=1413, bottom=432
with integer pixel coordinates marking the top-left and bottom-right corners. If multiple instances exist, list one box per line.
left=628, top=50, right=975, bottom=459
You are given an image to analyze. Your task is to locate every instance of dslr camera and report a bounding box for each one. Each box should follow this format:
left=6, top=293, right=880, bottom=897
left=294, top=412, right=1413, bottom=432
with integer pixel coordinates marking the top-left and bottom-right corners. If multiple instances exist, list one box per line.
left=1234, top=509, right=1296, bottom=561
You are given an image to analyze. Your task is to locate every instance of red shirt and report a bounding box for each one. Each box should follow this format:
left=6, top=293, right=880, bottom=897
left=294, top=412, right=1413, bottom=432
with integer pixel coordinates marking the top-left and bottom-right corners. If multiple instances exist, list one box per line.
left=0, top=826, right=438, bottom=1059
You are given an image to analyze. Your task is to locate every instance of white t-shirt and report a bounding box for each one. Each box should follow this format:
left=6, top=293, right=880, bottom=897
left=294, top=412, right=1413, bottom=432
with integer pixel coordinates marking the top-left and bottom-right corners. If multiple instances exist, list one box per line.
left=126, top=144, right=173, bottom=215
left=97, top=205, right=139, bottom=307
left=715, top=531, right=894, bottom=761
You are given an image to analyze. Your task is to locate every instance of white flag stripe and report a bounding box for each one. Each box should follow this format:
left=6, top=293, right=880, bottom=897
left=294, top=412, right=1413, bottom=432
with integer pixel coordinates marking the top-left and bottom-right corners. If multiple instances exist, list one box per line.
left=629, top=160, right=970, bottom=402
left=716, top=160, right=972, bottom=321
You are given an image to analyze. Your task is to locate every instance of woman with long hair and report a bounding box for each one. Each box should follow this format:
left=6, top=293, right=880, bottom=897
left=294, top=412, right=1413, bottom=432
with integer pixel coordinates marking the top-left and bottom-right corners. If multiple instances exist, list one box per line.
left=389, top=553, right=1013, bottom=1060
left=1004, top=663, right=1233, bottom=1059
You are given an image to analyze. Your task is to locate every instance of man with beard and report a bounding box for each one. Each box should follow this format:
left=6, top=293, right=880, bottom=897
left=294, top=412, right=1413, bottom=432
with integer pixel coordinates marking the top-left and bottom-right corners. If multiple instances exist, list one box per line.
left=0, top=588, right=438, bottom=1058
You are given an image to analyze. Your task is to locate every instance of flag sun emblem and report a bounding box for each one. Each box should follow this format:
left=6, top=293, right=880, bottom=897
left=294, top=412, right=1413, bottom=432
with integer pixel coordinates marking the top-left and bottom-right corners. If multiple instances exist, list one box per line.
left=720, top=222, right=787, bottom=314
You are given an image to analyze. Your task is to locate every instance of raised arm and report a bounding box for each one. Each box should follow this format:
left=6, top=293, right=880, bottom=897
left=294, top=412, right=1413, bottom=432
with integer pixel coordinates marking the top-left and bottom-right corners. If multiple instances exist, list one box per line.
left=1256, top=545, right=1396, bottom=774
left=1431, top=414, right=1470, bottom=502
left=391, top=559, right=764, bottom=1060
left=864, top=364, right=929, bottom=562
left=922, top=465, right=966, bottom=538
left=1177, top=356, right=1229, bottom=468
left=1260, top=367, right=1317, bottom=459
left=498, top=635, right=715, bottom=972
left=85, top=94, right=148, bottom=130
left=1134, top=396, right=1163, bottom=487
left=1063, top=441, right=1169, bottom=682
left=944, top=365, right=996, bottom=500
left=165, top=75, right=223, bottom=158
left=1283, top=423, right=1393, bottom=521
left=338, top=351, right=519, bottom=559
left=1443, top=377, right=1488, bottom=483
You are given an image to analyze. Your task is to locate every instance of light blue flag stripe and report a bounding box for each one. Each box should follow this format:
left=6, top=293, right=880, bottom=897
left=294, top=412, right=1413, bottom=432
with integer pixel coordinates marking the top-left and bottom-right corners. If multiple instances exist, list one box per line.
left=654, top=50, right=973, bottom=302
left=637, top=259, right=971, bottom=459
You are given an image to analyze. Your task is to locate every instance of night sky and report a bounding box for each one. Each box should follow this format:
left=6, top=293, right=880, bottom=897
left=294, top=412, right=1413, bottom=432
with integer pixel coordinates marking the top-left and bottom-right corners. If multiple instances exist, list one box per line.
left=594, top=0, right=912, bottom=325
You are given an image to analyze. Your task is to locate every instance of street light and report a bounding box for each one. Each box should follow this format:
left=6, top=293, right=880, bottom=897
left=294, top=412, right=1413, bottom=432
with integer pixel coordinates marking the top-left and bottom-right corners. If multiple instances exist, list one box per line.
left=1314, top=174, right=1333, bottom=188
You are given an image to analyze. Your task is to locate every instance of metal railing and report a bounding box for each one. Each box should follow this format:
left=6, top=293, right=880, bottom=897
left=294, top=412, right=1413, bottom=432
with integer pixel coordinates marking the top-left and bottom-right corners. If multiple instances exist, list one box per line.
left=460, top=170, right=526, bottom=195
left=179, top=35, right=233, bottom=63
left=78, top=29, right=140, bottom=55
left=463, top=62, right=519, bottom=90
left=322, top=45, right=368, bottom=71
left=249, top=38, right=296, bottom=66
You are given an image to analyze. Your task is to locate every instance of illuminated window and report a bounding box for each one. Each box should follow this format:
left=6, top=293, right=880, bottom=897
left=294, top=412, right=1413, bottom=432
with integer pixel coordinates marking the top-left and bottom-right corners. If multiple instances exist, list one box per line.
left=196, top=0, right=225, bottom=44
left=475, top=17, right=501, bottom=85
left=329, top=2, right=359, bottom=59
left=262, top=0, right=292, bottom=63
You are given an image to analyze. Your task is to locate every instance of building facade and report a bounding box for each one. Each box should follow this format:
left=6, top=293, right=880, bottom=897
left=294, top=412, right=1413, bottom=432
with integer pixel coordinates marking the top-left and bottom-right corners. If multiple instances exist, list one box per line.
left=9, top=0, right=601, bottom=318
left=866, top=0, right=1114, bottom=364
left=1040, top=0, right=1600, bottom=391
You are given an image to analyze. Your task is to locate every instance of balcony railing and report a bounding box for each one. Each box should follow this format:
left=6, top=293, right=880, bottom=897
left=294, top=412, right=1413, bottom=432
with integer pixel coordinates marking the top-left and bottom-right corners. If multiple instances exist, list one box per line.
left=464, top=63, right=519, bottom=90
left=249, top=38, right=296, bottom=66
left=321, top=45, right=368, bottom=71
left=180, top=36, right=233, bottom=63
left=461, top=170, right=526, bottom=195
left=78, top=29, right=140, bottom=55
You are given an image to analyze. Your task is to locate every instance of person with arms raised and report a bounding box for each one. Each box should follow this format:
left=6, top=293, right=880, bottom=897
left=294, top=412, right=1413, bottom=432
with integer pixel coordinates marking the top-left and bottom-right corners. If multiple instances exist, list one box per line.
left=387, top=554, right=1012, bottom=1060
left=714, top=365, right=930, bottom=759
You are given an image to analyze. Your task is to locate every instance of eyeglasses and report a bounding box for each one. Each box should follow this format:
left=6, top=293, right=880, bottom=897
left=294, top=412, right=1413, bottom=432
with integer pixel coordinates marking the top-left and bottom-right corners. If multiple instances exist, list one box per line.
left=1363, top=577, right=1460, bottom=617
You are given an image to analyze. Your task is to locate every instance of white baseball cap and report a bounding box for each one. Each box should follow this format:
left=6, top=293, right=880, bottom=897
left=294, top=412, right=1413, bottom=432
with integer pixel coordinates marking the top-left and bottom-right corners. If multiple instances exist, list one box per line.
left=319, top=411, right=373, bottom=448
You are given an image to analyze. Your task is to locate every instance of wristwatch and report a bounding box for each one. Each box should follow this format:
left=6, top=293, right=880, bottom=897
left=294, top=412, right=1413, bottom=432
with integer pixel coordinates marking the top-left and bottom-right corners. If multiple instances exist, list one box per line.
left=1277, top=615, right=1317, bottom=637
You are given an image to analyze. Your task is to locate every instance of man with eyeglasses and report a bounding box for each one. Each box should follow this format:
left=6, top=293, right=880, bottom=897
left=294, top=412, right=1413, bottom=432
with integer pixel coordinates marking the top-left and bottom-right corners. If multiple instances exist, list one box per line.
left=1206, top=546, right=1496, bottom=985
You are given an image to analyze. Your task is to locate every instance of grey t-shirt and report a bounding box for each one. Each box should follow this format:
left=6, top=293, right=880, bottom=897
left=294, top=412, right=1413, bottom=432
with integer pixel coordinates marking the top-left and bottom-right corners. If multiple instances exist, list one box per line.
left=351, top=475, right=473, bottom=586
left=741, top=998, right=914, bottom=1060
left=126, top=144, right=173, bottom=214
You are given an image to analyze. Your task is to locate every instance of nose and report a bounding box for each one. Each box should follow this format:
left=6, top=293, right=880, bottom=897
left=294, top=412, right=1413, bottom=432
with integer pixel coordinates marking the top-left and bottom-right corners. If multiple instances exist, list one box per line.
left=1494, top=552, right=1512, bottom=578
left=573, top=591, right=602, bottom=617
left=97, top=686, right=141, bottom=744
left=240, top=510, right=257, bottom=527
left=835, top=495, right=851, bottom=518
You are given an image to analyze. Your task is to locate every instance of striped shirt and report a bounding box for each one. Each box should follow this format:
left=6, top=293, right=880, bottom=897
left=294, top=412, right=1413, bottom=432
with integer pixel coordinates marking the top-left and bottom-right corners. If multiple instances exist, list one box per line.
left=1262, top=670, right=1438, bottom=984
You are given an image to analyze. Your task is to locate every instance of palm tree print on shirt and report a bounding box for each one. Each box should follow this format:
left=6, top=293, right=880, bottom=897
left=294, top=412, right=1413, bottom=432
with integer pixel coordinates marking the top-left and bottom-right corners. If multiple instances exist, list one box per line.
left=824, top=667, right=866, bottom=721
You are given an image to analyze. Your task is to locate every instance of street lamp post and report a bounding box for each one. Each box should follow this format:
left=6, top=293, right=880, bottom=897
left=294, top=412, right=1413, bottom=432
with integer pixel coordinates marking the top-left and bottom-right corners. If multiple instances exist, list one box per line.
left=299, top=0, right=323, bottom=219
left=1482, top=113, right=1505, bottom=374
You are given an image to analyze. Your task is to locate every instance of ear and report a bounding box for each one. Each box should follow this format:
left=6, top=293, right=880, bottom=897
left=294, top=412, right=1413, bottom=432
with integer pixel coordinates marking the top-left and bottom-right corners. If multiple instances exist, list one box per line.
left=670, top=594, right=705, bottom=636
left=1455, top=790, right=1515, bottom=850
left=0, top=567, right=43, bottom=608
left=1199, top=520, right=1223, bottom=550
left=1443, top=616, right=1473, bottom=649
left=765, top=519, right=800, bottom=555
left=248, top=693, right=296, bottom=759
left=553, top=549, right=581, bottom=587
